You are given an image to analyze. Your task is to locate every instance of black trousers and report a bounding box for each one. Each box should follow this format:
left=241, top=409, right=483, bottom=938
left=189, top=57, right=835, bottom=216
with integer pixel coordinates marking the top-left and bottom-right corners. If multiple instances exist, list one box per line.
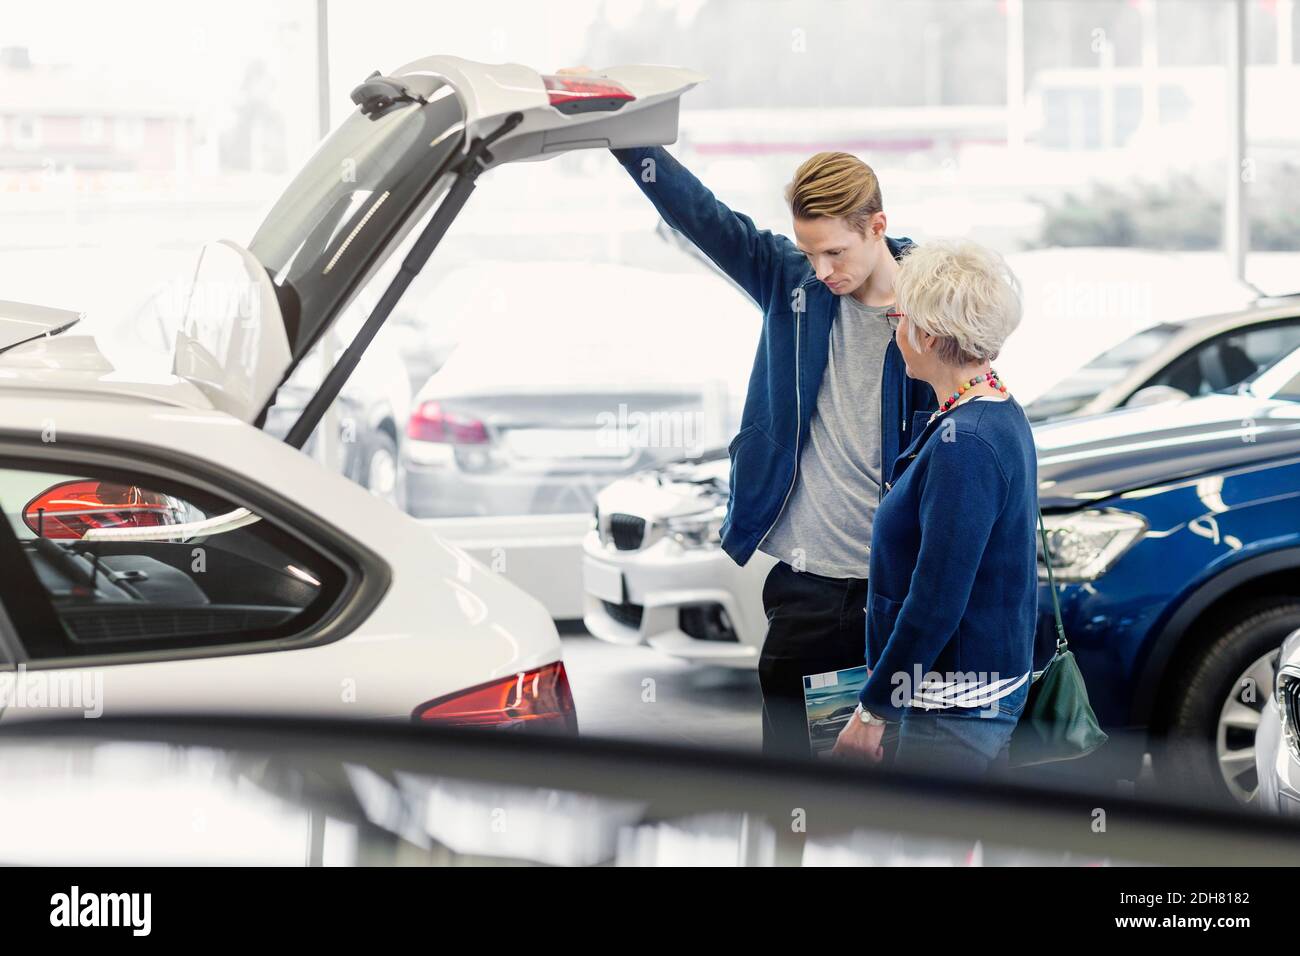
left=758, top=561, right=871, bottom=758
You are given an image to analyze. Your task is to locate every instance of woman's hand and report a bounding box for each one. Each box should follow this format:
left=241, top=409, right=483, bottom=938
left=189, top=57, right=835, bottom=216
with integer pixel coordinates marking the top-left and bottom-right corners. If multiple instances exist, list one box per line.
left=831, top=714, right=886, bottom=763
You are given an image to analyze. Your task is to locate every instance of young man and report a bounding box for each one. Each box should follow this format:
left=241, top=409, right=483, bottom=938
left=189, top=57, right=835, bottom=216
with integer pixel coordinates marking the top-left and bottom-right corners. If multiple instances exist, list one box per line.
left=584, top=81, right=936, bottom=756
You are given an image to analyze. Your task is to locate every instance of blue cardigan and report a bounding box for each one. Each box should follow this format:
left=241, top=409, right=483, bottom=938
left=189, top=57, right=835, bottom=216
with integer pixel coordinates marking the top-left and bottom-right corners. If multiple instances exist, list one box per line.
left=858, top=397, right=1039, bottom=719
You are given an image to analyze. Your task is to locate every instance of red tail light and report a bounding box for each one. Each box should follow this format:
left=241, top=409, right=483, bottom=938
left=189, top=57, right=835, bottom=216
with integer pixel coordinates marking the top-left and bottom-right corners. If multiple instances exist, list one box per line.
left=406, top=400, right=489, bottom=444
left=23, top=479, right=188, bottom=540
left=540, top=75, right=635, bottom=114
left=414, top=662, right=578, bottom=733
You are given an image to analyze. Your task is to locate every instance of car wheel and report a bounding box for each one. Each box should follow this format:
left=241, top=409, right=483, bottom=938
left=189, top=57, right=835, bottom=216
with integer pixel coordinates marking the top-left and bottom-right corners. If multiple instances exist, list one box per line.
left=359, top=429, right=400, bottom=507
left=1155, top=599, right=1298, bottom=806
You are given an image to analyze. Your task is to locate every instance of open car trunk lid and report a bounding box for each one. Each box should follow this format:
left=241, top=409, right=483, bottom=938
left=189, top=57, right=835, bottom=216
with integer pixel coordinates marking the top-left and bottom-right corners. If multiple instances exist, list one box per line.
left=173, top=56, right=704, bottom=427
left=395, top=57, right=707, bottom=165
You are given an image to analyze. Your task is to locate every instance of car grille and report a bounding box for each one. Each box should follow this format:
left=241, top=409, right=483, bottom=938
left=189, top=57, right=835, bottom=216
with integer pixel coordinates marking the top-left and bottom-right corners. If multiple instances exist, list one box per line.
left=607, top=513, right=647, bottom=551
left=679, top=604, right=738, bottom=643
left=601, top=599, right=644, bottom=629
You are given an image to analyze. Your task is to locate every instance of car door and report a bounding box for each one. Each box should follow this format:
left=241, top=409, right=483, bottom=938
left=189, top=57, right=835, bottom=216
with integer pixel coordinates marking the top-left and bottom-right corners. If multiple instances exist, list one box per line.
left=0, top=452, right=377, bottom=703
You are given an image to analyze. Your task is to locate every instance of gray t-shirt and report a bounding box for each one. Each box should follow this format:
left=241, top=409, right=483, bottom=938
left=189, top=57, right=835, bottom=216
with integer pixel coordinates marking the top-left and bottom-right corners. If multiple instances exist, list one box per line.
left=758, top=295, right=895, bottom=578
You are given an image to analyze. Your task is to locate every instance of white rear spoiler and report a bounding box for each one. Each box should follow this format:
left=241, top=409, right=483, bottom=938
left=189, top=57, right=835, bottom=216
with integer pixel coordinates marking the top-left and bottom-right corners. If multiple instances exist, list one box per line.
left=390, top=56, right=707, bottom=165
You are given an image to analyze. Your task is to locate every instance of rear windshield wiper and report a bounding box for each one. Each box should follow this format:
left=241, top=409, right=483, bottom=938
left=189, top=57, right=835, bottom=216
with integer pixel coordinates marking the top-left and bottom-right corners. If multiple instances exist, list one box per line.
left=0, top=317, right=80, bottom=355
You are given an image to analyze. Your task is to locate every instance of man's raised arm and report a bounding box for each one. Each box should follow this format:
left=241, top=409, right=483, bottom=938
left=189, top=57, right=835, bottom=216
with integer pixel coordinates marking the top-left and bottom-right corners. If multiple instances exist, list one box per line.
left=609, top=144, right=795, bottom=311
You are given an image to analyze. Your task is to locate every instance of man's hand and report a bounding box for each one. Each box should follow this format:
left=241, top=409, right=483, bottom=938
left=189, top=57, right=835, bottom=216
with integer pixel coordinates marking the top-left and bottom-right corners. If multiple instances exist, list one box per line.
left=831, top=713, right=886, bottom=763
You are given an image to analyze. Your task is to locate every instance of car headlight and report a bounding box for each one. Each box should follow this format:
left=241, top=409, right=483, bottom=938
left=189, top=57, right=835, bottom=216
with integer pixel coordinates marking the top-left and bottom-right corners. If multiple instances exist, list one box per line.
left=1037, top=509, right=1147, bottom=583
left=666, top=504, right=727, bottom=550
left=1277, top=631, right=1300, bottom=762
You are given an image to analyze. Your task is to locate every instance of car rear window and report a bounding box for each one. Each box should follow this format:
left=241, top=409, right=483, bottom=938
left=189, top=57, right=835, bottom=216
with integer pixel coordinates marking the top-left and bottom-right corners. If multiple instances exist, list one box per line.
left=0, top=462, right=348, bottom=662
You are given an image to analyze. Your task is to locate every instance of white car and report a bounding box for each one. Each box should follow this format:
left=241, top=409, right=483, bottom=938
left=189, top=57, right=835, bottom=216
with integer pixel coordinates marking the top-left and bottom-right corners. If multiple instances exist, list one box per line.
left=583, top=448, right=770, bottom=667
left=0, top=55, right=705, bottom=726
left=1024, top=298, right=1300, bottom=423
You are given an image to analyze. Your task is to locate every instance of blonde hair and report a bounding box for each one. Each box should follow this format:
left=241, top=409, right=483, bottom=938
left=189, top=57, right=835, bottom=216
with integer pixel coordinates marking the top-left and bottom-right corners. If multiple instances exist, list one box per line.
left=895, top=239, right=1023, bottom=366
left=784, top=152, right=882, bottom=235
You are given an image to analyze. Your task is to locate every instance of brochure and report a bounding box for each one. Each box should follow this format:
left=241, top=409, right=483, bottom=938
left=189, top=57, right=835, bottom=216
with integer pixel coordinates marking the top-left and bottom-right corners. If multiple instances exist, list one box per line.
left=803, top=664, right=869, bottom=757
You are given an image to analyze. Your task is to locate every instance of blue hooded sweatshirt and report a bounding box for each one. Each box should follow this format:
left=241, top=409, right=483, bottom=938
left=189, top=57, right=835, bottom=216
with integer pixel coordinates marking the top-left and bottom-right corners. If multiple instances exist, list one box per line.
left=610, top=145, right=937, bottom=566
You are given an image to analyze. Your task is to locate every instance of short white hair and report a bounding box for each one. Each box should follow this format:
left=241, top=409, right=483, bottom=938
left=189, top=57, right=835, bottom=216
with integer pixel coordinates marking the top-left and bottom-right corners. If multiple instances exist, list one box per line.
left=895, top=239, right=1022, bottom=366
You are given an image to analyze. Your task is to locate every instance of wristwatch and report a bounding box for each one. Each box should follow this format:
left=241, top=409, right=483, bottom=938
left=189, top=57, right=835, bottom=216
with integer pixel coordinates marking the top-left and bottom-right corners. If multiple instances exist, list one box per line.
left=854, top=703, right=886, bottom=726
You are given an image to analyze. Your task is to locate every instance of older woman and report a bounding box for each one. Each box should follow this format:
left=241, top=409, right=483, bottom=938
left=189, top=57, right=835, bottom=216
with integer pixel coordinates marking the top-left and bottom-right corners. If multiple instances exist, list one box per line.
left=831, top=238, right=1037, bottom=778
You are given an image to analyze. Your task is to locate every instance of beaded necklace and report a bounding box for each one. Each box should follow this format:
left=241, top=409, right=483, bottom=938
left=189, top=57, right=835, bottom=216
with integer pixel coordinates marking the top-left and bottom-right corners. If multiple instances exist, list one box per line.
left=940, top=369, right=1006, bottom=413
left=926, top=369, right=1009, bottom=425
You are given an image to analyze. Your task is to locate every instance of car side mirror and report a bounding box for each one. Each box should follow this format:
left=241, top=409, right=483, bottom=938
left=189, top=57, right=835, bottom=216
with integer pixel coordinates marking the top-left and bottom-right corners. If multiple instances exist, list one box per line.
left=1125, top=385, right=1190, bottom=409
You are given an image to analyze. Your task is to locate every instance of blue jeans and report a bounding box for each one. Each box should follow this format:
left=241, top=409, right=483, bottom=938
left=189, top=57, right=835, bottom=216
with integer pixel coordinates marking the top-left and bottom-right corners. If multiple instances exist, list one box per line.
left=890, top=682, right=1029, bottom=779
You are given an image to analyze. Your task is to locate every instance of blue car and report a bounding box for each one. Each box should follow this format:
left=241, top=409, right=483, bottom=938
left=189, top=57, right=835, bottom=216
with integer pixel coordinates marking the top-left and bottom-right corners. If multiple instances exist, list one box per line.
left=1034, top=344, right=1300, bottom=805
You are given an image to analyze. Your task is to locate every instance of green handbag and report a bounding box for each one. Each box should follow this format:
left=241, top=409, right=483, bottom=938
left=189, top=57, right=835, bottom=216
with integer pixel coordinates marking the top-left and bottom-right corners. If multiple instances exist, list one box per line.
left=1007, top=510, right=1110, bottom=768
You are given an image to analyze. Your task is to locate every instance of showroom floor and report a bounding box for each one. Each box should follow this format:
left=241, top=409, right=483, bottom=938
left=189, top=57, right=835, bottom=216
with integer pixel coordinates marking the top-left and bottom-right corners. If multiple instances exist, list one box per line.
left=560, top=627, right=762, bottom=751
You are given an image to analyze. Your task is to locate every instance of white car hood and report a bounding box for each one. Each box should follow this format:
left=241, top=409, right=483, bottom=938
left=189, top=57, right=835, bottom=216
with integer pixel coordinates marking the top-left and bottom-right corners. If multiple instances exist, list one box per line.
left=595, top=454, right=730, bottom=520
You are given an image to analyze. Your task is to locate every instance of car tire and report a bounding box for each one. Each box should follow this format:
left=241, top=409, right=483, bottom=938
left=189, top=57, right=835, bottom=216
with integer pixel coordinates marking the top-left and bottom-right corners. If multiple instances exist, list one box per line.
left=358, top=427, right=400, bottom=508
left=1153, top=598, right=1299, bottom=806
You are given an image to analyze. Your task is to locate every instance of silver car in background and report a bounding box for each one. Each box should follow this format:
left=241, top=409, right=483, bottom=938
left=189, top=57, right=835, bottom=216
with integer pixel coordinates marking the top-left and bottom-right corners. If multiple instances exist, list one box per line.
left=401, top=261, right=755, bottom=519
left=1025, top=297, right=1300, bottom=422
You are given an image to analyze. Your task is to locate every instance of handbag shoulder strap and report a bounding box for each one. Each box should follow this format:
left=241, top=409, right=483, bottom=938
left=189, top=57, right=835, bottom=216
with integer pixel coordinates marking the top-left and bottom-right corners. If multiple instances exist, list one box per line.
left=1037, top=509, right=1068, bottom=653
